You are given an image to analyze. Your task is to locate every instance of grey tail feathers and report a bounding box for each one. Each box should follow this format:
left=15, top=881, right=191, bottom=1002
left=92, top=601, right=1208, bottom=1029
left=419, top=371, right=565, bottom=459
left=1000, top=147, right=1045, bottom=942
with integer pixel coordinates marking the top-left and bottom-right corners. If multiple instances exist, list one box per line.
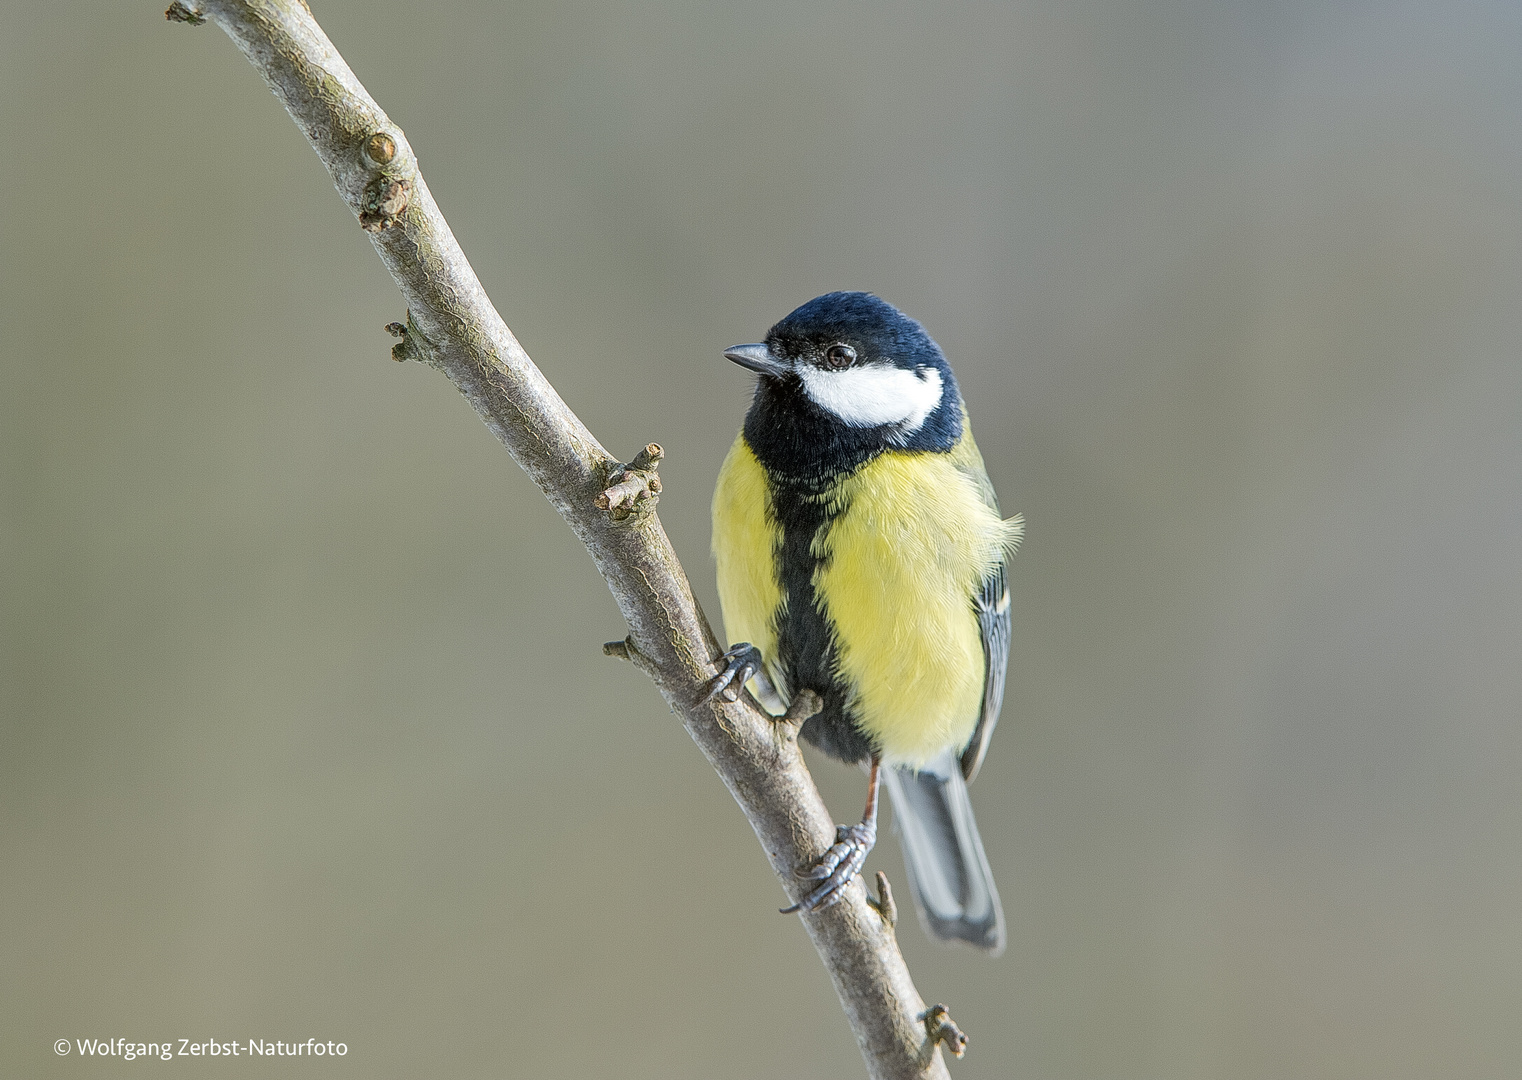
left=882, top=751, right=1005, bottom=956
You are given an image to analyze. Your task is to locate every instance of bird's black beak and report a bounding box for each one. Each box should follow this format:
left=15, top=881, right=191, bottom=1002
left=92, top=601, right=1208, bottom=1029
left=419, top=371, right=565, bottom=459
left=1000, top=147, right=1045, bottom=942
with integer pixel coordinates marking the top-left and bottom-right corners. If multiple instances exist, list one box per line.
left=723, top=343, right=789, bottom=378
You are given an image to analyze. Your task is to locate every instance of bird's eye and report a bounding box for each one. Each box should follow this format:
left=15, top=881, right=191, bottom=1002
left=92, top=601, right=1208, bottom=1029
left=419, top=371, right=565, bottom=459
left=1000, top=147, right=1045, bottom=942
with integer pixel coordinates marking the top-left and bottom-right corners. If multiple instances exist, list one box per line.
left=823, top=344, right=856, bottom=370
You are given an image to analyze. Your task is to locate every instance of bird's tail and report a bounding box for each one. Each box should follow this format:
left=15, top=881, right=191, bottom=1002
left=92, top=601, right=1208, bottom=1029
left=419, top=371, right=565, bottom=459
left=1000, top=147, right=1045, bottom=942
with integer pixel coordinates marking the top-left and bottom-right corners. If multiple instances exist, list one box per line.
left=881, top=751, right=1005, bottom=955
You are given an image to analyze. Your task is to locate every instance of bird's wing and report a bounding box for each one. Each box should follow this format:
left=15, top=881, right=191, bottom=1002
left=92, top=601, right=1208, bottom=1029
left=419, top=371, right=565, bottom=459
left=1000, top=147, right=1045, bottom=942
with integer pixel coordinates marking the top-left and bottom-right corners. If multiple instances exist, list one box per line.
left=950, top=421, right=1018, bottom=783
left=960, top=558, right=1010, bottom=783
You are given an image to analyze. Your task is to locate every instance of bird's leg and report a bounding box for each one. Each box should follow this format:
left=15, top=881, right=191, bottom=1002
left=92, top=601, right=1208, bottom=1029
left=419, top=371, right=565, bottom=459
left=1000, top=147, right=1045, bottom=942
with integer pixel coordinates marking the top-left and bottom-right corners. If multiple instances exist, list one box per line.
left=702, top=642, right=764, bottom=703
left=781, top=754, right=880, bottom=914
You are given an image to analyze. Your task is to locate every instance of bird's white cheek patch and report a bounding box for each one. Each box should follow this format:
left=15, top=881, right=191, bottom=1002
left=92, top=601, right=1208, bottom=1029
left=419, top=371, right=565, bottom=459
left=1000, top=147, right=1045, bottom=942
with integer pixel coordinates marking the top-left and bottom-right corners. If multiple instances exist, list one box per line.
left=797, top=364, right=944, bottom=430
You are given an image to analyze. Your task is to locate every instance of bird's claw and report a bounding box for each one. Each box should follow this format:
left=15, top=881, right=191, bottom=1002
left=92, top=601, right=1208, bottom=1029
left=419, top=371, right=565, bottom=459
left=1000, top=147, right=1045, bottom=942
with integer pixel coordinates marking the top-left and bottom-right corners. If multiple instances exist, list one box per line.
left=780, top=819, right=877, bottom=914
left=703, top=643, right=763, bottom=704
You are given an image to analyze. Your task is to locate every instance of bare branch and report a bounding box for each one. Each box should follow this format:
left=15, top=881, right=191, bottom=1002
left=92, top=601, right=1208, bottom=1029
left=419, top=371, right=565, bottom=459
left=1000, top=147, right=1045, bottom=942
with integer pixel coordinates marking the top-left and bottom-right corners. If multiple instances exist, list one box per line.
left=170, top=4, right=955, bottom=1076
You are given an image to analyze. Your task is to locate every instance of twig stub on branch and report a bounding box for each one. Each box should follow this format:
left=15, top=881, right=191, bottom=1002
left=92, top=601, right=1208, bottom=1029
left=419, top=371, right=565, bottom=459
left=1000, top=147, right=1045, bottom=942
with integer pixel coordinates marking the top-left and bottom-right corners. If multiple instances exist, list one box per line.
left=165, top=2, right=205, bottom=24
left=385, top=314, right=439, bottom=366
left=596, top=443, right=664, bottom=522
left=921, top=1005, right=968, bottom=1060
left=867, top=871, right=898, bottom=929
left=359, top=174, right=411, bottom=232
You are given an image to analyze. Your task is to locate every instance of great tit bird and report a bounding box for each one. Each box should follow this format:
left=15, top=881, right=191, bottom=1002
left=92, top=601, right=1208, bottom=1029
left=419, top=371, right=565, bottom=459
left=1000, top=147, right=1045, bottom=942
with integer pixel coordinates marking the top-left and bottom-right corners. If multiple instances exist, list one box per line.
left=708, top=291, right=1021, bottom=954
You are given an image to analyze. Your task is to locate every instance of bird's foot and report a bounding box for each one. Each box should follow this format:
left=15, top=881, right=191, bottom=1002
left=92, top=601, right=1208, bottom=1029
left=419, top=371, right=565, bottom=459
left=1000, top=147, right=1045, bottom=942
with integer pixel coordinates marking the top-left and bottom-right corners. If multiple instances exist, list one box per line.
left=703, top=643, right=763, bottom=703
left=780, top=818, right=877, bottom=914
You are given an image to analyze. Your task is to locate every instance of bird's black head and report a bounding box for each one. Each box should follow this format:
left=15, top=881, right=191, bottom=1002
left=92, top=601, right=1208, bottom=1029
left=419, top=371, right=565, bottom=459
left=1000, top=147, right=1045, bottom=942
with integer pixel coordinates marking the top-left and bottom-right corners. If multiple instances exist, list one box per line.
left=725, top=292, right=962, bottom=485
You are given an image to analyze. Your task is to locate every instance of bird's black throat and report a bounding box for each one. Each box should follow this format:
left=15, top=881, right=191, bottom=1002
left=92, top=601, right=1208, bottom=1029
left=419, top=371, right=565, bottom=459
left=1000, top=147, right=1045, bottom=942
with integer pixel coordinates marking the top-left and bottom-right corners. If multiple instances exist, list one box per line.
left=742, top=374, right=887, bottom=487
left=740, top=368, right=963, bottom=486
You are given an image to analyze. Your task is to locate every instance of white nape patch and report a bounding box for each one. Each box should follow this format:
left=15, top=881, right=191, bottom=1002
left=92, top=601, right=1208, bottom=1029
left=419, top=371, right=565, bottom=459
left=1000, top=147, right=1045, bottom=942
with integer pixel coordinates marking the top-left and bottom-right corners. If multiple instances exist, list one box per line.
left=796, top=363, right=944, bottom=430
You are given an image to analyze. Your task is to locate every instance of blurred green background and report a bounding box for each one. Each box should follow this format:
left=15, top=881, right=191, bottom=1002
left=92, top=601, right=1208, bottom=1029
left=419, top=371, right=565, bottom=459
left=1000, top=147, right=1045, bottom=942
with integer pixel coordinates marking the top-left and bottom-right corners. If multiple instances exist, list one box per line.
left=5, top=1, right=1522, bottom=1077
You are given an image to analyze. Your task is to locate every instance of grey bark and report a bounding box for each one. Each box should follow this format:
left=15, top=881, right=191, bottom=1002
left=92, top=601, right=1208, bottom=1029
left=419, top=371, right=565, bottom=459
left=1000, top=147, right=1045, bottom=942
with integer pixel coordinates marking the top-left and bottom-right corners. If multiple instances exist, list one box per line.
left=167, top=3, right=961, bottom=1076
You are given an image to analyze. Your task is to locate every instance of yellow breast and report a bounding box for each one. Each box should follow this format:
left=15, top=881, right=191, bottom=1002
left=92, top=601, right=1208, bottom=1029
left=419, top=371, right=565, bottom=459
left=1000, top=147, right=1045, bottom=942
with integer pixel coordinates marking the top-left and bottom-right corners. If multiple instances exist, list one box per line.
left=814, top=433, right=1013, bottom=768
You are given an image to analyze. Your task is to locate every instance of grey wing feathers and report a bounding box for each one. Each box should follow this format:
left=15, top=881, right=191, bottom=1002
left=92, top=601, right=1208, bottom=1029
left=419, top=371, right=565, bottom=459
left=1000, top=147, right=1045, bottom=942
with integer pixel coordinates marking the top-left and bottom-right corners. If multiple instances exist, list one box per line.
left=960, top=560, right=1010, bottom=782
